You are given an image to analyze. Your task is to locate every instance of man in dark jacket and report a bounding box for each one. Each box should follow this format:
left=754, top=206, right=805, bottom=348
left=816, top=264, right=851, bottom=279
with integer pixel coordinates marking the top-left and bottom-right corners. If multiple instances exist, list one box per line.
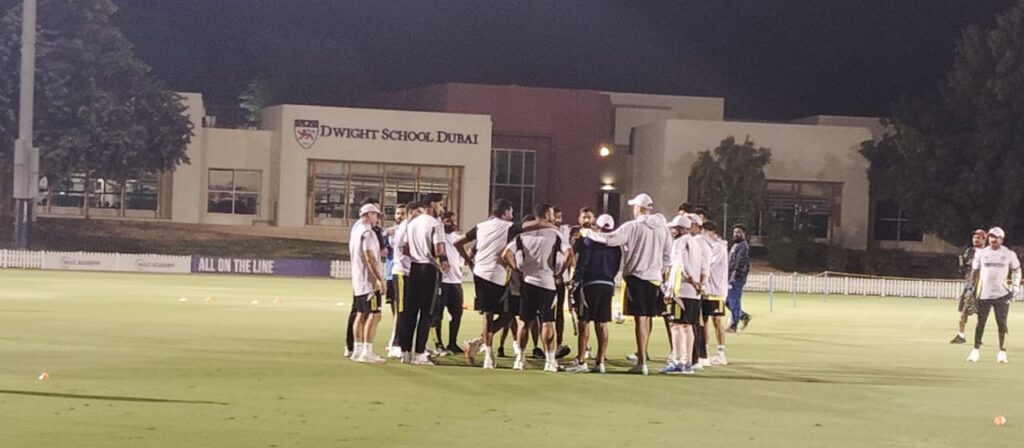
left=726, top=224, right=752, bottom=332
left=565, top=214, right=622, bottom=373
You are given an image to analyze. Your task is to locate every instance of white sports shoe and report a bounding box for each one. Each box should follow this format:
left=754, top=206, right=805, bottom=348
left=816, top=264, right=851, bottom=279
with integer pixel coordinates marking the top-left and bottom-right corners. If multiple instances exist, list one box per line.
left=997, top=351, right=1009, bottom=364
left=628, top=363, right=649, bottom=376
left=967, top=348, right=981, bottom=363
left=596, top=363, right=607, bottom=373
left=344, top=348, right=353, bottom=358
left=626, top=353, right=639, bottom=363
left=565, top=363, right=590, bottom=373
left=543, top=361, right=559, bottom=372
left=699, top=358, right=712, bottom=368
left=386, top=346, right=402, bottom=359
left=513, top=357, right=525, bottom=371
left=411, top=353, right=435, bottom=366
left=360, top=352, right=386, bottom=365
left=483, top=355, right=496, bottom=369
left=710, top=353, right=728, bottom=366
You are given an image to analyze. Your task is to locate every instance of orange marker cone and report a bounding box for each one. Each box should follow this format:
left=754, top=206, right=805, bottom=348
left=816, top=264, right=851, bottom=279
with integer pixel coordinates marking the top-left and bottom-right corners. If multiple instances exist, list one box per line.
left=38, top=372, right=49, bottom=381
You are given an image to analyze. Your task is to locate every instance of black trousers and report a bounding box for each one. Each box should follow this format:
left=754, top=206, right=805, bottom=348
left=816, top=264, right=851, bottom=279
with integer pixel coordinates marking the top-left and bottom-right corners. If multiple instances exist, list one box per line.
left=692, top=316, right=707, bottom=361
left=400, top=263, right=439, bottom=354
left=345, top=300, right=357, bottom=351
left=433, top=283, right=465, bottom=348
left=555, top=283, right=566, bottom=345
left=975, top=295, right=1011, bottom=350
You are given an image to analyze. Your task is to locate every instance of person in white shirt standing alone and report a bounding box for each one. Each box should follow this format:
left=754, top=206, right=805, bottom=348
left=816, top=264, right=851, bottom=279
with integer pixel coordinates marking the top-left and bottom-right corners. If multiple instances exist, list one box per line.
left=966, top=227, right=1021, bottom=364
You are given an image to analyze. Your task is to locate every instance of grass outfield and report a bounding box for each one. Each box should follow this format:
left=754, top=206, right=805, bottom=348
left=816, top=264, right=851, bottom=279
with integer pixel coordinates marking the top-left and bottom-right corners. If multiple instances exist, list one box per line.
left=0, top=270, right=1020, bottom=447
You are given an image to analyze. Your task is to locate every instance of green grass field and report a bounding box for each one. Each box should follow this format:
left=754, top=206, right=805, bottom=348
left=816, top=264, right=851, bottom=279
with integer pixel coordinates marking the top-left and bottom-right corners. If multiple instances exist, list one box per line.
left=1, top=270, right=1020, bottom=447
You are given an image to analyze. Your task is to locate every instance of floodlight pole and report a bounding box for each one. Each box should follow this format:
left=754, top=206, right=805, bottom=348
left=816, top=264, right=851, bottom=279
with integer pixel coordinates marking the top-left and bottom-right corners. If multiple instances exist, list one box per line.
left=12, top=0, right=38, bottom=249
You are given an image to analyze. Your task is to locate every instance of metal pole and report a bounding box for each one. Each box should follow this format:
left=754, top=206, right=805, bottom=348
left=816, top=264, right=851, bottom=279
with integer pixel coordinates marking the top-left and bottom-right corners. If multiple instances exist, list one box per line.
left=12, top=0, right=38, bottom=249
left=791, top=272, right=797, bottom=307
left=768, top=273, right=774, bottom=313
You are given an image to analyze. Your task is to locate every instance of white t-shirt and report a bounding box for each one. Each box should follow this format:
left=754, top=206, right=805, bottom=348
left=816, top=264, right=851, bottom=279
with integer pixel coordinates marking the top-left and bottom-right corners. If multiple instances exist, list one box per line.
left=705, top=235, right=729, bottom=298
left=507, top=228, right=565, bottom=291
left=669, top=233, right=710, bottom=299
left=349, top=220, right=382, bottom=297
left=972, top=246, right=1021, bottom=300
left=470, top=217, right=518, bottom=285
left=406, top=214, right=445, bottom=264
left=442, top=232, right=465, bottom=285
left=390, top=220, right=411, bottom=276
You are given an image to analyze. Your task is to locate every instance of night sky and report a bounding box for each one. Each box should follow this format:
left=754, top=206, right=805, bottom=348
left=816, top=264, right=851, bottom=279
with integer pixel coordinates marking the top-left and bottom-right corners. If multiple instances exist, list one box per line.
left=4, top=0, right=1019, bottom=120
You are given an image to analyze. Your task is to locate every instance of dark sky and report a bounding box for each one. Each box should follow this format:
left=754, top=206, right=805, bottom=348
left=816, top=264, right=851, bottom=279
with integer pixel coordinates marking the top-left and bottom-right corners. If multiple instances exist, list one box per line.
left=7, top=0, right=1020, bottom=120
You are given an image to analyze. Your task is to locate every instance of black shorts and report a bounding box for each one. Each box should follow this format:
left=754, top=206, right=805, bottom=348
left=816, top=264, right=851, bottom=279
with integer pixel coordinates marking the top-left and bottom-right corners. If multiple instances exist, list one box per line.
left=701, top=299, right=726, bottom=317
left=474, top=275, right=508, bottom=314
left=520, top=282, right=558, bottom=322
left=577, top=284, right=614, bottom=323
left=435, top=283, right=464, bottom=314
left=668, top=298, right=701, bottom=325
left=386, top=278, right=398, bottom=304
left=623, top=276, right=665, bottom=317
left=354, top=293, right=382, bottom=314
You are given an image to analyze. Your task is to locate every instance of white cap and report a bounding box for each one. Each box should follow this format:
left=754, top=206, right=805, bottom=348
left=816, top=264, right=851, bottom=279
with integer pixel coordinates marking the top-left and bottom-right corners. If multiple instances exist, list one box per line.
left=668, top=215, right=691, bottom=229
left=989, top=227, right=1006, bottom=239
left=685, top=213, right=703, bottom=227
left=627, top=193, right=654, bottom=209
left=359, top=203, right=381, bottom=216
left=595, top=214, right=615, bottom=230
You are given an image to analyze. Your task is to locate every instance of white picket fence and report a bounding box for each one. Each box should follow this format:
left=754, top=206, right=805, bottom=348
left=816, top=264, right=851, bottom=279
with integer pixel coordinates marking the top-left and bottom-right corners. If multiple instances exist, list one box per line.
left=0, top=249, right=44, bottom=269
left=745, top=271, right=965, bottom=300
left=330, top=260, right=351, bottom=279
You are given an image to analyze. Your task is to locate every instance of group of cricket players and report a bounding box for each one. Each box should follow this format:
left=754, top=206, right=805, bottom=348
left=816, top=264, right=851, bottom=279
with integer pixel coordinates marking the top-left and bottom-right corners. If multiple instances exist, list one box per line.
left=345, top=192, right=756, bottom=375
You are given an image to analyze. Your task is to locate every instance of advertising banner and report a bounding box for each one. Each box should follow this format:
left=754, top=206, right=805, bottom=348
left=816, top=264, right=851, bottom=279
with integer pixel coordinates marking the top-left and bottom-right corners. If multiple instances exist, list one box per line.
left=191, top=256, right=332, bottom=277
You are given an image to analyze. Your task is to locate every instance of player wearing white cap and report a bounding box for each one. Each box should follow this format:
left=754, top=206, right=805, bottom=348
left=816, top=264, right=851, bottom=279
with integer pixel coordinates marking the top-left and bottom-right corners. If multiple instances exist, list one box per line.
left=349, top=203, right=387, bottom=364
left=966, top=227, right=1021, bottom=364
left=565, top=214, right=621, bottom=373
left=662, top=214, right=709, bottom=374
left=587, top=193, right=672, bottom=376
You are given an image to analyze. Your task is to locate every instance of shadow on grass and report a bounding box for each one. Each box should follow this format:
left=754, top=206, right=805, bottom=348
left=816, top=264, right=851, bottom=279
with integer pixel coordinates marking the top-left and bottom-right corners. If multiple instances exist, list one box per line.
left=0, top=389, right=228, bottom=405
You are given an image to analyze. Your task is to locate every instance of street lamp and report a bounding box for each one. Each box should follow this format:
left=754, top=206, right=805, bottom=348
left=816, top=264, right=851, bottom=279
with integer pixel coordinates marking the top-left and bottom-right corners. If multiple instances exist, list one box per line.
left=598, top=145, right=612, bottom=158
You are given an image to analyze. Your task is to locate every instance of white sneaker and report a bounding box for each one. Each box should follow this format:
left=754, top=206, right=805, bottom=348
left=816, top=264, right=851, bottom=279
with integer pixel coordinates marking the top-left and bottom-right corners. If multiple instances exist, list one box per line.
left=411, top=353, right=435, bottom=366
left=596, top=363, right=607, bottom=373
left=691, top=362, right=704, bottom=372
left=543, top=361, right=559, bottom=372
left=997, top=351, right=1008, bottom=364
left=513, top=357, right=525, bottom=371
left=626, top=352, right=638, bottom=363
left=386, top=346, right=402, bottom=359
left=967, top=348, right=981, bottom=363
left=584, top=350, right=591, bottom=360
left=361, top=352, right=386, bottom=364
left=344, top=348, right=353, bottom=358
left=628, top=363, right=649, bottom=376
left=710, top=353, right=728, bottom=366
left=400, top=352, right=413, bottom=364
left=565, top=363, right=590, bottom=373
left=483, top=355, right=496, bottom=369
left=699, top=358, right=712, bottom=368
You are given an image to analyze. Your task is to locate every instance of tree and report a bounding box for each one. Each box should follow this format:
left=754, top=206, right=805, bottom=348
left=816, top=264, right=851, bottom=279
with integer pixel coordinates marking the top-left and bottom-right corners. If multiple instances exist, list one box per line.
left=239, top=79, right=271, bottom=129
left=860, top=0, right=1024, bottom=244
left=688, top=136, right=772, bottom=230
left=0, top=0, right=191, bottom=204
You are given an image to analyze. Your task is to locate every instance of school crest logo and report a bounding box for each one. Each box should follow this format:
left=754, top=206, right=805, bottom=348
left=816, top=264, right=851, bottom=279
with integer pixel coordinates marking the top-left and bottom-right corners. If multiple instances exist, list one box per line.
left=294, top=119, right=320, bottom=149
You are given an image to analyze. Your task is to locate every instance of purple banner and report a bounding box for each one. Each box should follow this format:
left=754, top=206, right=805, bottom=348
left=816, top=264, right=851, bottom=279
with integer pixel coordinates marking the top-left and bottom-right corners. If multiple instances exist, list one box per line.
left=191, top=256, right=332, bottom=277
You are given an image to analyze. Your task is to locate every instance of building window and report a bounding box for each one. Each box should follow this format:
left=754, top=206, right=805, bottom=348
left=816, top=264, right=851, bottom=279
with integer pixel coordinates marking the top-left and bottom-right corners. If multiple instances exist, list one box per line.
left=873, top=200, right=923, bottom=242
left=761, top=180, right=843, bottom=240
left=37, top=173, right=160, bottom=215
left=207, top=169, right=261, bottom=215
left=308, top=160, right=462, bottom=227
left=491, top=149, right=535, bottom=219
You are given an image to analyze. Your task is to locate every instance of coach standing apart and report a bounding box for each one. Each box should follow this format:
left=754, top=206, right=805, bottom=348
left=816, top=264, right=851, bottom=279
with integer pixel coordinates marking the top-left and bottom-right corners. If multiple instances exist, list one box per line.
left=726, top=224, right=752, bottom=333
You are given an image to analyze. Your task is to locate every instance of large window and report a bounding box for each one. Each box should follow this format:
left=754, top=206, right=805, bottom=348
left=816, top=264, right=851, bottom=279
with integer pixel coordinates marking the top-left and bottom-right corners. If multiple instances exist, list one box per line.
left=873, top=200, right=923, bottom=242
left=762, top=180, right=842, bottom=240
left=37, top=173, right=160, bottom=215
left=491, top=149, right=535, bottom=219
left=207, top=169, right=261, bottom=215
left=308, top=161, right=462, bottom=227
